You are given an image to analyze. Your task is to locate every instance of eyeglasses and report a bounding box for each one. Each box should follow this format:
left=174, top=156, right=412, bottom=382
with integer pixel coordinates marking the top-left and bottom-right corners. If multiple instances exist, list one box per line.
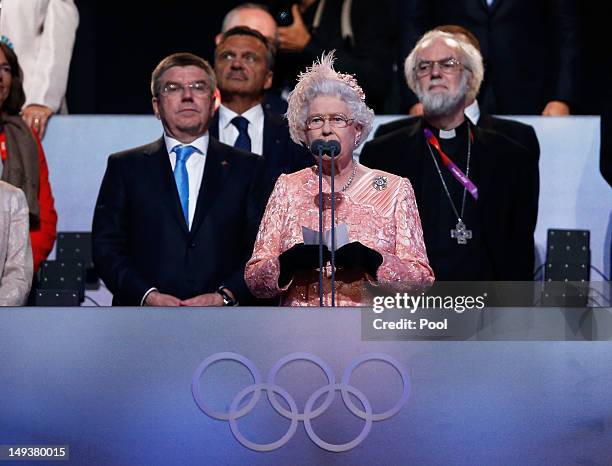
left=160, top=81, right=210, bottom=96
left=0, top=64, right=11, bottom=75
left=415, top=58, right=468, bottom=77
left=305, top=113, right=354, bottom=130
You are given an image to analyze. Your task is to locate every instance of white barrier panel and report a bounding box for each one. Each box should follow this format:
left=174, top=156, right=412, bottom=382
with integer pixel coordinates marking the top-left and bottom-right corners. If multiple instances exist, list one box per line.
left=2, top=308, right=612, bottom=464
left=42, top=115, right=610, bottom=304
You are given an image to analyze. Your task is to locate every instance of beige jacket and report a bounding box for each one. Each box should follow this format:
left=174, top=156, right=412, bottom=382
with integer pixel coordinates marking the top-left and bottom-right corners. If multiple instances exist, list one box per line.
left=0, top=181, right=33, bottom=305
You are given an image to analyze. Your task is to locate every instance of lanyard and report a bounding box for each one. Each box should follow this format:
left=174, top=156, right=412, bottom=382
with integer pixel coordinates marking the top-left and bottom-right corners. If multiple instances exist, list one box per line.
left=424, top=128, right=478, bottom=200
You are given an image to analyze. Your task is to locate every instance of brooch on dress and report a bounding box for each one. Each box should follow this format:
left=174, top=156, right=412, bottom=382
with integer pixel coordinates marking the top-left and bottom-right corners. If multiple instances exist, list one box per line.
left=372, top=176, right=388, bottom=191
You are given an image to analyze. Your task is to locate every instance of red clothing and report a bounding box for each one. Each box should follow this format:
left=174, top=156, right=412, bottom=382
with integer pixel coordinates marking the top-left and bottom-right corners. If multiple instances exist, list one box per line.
left=0, top=129, right=57, bottom=272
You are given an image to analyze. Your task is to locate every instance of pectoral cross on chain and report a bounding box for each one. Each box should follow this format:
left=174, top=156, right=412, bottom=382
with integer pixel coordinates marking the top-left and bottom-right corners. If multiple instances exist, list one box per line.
left=451, top=219, right=472, bottom=244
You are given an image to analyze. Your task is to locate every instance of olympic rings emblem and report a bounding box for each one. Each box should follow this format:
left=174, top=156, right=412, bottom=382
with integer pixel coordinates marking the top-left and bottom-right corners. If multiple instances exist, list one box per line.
left=191, top=352, right=410, bottom=452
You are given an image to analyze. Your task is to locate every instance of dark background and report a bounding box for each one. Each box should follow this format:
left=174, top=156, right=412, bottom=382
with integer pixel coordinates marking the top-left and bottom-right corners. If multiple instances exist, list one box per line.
left=67, top=1, right=243, bottom=114
left=66, top=1, right=604, bottom=115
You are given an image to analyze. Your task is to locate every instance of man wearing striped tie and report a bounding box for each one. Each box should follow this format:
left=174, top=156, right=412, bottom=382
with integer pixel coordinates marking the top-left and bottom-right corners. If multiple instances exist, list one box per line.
left=92, top=53, right=266, bottom=307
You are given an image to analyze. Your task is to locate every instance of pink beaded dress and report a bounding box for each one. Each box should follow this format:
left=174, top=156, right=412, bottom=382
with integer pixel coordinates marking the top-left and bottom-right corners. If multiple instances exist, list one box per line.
left=245, top=164, right=434, bottom=306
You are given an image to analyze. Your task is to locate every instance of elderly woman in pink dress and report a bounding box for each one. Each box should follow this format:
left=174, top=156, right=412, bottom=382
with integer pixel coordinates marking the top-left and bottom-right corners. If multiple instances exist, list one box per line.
left=245, top=53, right=434, bottom=306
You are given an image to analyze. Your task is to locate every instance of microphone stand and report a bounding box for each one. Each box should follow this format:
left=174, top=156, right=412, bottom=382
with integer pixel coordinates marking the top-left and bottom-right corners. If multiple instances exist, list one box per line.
left=317, top=147, right=324, bottom=307
left=330, top=151, right=336, bottom=307
left=311, top=140, right=340, bottom=307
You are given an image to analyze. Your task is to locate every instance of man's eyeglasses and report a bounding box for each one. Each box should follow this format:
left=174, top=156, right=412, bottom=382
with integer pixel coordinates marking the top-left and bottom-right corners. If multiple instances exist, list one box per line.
left=415, top=58, right=468, bottom=77
left=305, top=113, right=354, bottom=130
left=160, top=81, right=210, bottom=96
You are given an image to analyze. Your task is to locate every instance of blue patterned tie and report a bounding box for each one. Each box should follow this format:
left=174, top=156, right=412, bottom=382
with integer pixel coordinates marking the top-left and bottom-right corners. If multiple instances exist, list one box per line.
left=172, top=144, right=198, bottom=226
left=231, top=116, right=252, bottom=152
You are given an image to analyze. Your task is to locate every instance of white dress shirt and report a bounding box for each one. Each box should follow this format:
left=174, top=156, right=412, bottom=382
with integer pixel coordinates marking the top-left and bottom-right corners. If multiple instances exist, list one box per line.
left=217, top=104, right=264, bottom=155
left=164, top=133, right=209, bottom=230
left=464, top=100, right=481, bottom=125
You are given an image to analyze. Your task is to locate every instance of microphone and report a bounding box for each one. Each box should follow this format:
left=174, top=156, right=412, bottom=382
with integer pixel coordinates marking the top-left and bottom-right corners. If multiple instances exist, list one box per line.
left=326, top=140, right=341, bottom=157
left=310, top=139, right=327, bottom=156
left=309, top=140, right=342, bottom=157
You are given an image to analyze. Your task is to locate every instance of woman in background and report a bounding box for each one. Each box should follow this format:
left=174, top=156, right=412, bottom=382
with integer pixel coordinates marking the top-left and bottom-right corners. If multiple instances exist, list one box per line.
left=0, top=39, right=57, bottom=274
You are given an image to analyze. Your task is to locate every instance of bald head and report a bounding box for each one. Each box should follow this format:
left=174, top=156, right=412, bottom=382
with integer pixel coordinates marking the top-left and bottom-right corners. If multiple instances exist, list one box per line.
left=217, top=4, right=278, bottom=48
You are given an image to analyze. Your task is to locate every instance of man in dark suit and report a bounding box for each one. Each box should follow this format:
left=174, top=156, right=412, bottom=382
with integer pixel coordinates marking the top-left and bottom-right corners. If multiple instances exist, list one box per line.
left=92, top=53, right=265, bottom=306
left=402, top=0, right=580, bottom=116
left=360, top=30, right=537, bottom=281
left=211, top=26, right=311, bottom=195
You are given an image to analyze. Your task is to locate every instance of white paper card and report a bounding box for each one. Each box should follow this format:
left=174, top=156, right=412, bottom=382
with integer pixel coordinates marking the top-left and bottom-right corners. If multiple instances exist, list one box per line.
left=302, top=224, right=349, bottom=251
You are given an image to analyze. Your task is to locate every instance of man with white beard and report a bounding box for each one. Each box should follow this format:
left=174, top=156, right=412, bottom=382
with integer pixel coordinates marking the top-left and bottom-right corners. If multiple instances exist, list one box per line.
left=360, top=30, right=538, bottom=282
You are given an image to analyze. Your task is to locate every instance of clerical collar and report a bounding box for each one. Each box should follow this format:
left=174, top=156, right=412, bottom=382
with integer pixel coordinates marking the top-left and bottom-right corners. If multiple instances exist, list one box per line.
left=439, top=128, right=456, bottom=139
left=425, top=120, right=469, bottom=141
